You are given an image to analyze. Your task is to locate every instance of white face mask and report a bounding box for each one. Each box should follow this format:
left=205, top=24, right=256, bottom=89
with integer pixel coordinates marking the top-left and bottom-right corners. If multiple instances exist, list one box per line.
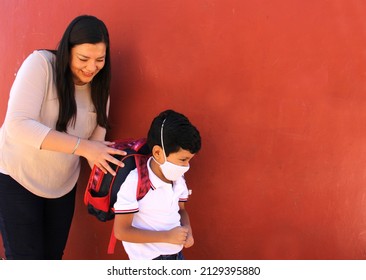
left=160, top=159, right=190, bottom=181
left=154, top=119, right=190, bottom=181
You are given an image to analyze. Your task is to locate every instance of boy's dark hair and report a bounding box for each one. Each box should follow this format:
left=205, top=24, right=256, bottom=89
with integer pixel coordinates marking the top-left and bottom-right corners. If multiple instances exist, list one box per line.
left=147, top=109, right=201, bottom=156
left=55, top=15, right=111, bottom=132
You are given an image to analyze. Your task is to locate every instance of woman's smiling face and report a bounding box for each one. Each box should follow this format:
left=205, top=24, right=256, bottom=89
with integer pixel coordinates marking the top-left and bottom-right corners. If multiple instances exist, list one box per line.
left=70, top=42, right=106, bottom=85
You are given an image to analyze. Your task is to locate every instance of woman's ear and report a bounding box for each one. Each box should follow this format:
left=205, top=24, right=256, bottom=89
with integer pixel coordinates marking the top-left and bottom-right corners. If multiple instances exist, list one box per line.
left=152, top=145, right=164, bottom=164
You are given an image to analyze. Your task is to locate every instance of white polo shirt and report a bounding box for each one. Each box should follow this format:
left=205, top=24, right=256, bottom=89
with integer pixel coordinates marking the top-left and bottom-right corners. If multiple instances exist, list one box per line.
left=114, top=157, right=189, bottom=260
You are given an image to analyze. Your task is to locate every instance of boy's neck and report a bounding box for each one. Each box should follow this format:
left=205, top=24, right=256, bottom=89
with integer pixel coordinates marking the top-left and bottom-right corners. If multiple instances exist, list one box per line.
left=149, top=157, right=172, bottom=184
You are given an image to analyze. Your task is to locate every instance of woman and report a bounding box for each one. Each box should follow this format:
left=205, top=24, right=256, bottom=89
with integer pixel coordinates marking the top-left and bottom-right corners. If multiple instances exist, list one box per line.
left=0, top=15, right=125, bottom=259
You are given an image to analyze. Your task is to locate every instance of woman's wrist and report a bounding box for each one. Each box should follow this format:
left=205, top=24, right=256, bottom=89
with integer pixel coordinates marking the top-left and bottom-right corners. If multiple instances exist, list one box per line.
left=71, top=137, right=81, bottom=154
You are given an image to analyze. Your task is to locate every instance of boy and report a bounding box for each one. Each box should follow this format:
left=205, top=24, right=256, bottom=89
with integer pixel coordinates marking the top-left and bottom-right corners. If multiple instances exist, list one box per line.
left=113, top=109, right=201, bottom=260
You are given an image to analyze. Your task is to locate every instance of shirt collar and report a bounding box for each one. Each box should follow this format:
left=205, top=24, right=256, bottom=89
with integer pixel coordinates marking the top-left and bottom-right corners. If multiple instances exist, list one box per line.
left=147, top=157, right=173, bottom=189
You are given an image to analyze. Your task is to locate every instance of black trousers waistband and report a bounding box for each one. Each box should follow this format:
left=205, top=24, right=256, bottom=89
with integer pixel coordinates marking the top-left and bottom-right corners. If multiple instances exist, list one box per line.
left=153, top=251, right=183, bottom=260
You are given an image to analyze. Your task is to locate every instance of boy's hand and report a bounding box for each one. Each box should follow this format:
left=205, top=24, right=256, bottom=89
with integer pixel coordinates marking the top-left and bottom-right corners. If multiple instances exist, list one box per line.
left=183, top=231, right=194, bottom=248
left=167, top=226, right=189, bottom=245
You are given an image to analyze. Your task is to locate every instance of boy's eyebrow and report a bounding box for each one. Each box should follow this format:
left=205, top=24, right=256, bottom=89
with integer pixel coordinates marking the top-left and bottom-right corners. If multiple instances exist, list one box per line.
left=181, top=155, right=194, bottom=160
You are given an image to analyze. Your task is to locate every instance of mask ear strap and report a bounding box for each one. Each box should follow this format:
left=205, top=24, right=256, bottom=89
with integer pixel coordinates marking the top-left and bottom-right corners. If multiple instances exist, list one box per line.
left=160, top=119, right=167, bottom=161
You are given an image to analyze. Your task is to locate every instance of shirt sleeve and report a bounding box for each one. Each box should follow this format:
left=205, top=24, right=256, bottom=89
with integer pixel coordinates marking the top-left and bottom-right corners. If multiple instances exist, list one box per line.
left=4, top=51, right=52, bottom=148
left=176, top=176, right=190, bottom=202
left=114, top=169, right=140, bottom=214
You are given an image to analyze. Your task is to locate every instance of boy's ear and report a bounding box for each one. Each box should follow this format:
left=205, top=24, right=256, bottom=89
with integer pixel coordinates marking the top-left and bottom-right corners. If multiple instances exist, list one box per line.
left=152, top=145, right=164, bottom=163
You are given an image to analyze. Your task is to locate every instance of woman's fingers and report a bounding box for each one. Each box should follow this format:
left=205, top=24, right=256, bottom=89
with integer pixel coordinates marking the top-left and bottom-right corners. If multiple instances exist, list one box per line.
left=89, top=141, right=129, bottom=175
left=103, top=161, right=117, bottom=176
left=106, top=151, right=125, bottom=168
left=96, top=161, right=108, bottom=175
left=99, top=147, right=127, bottom=175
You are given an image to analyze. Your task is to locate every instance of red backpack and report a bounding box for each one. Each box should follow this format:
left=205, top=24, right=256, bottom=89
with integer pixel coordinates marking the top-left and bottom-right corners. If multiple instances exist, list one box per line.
left=84, top=138, right=151, bottom=253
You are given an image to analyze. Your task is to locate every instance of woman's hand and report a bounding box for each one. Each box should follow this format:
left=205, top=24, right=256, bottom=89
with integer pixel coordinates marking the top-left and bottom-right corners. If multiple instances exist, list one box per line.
left=40, top=130, right=127, bottom=176
left=76, top=139, right=126, bottom=176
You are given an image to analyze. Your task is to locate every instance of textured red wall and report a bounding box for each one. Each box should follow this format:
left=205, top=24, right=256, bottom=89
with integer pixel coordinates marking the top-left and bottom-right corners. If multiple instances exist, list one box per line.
left=1, top=0, right=366, bottom=260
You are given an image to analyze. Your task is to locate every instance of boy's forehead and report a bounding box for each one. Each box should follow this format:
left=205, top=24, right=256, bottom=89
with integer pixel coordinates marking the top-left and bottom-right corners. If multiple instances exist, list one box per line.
left=172, top=148, right=195, bottom=158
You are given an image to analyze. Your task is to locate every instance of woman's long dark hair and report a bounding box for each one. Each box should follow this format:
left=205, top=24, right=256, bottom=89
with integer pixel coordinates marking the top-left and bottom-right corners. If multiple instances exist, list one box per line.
left=55, top=15, right=111, bottom=132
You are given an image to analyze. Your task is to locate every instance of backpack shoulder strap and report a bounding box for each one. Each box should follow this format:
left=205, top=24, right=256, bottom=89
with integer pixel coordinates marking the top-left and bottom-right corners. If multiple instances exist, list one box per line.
left=136, top=154, right=151, bottom=200
left=107, top=229, right=117, bottom=254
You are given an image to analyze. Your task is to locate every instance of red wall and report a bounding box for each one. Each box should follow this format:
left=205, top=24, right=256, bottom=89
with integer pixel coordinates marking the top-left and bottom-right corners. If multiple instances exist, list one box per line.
left=2, top=0, right=366, bottom=259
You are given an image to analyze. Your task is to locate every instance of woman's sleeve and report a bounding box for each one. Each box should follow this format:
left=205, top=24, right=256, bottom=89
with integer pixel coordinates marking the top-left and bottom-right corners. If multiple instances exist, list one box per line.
left=4, top=51, right=52, bottom=148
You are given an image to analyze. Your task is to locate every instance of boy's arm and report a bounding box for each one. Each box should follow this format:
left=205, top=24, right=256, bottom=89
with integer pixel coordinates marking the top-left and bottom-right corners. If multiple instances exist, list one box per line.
left=113, top=213, right=189, bottom=244
left=179, top=202, right=194, bottom=248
